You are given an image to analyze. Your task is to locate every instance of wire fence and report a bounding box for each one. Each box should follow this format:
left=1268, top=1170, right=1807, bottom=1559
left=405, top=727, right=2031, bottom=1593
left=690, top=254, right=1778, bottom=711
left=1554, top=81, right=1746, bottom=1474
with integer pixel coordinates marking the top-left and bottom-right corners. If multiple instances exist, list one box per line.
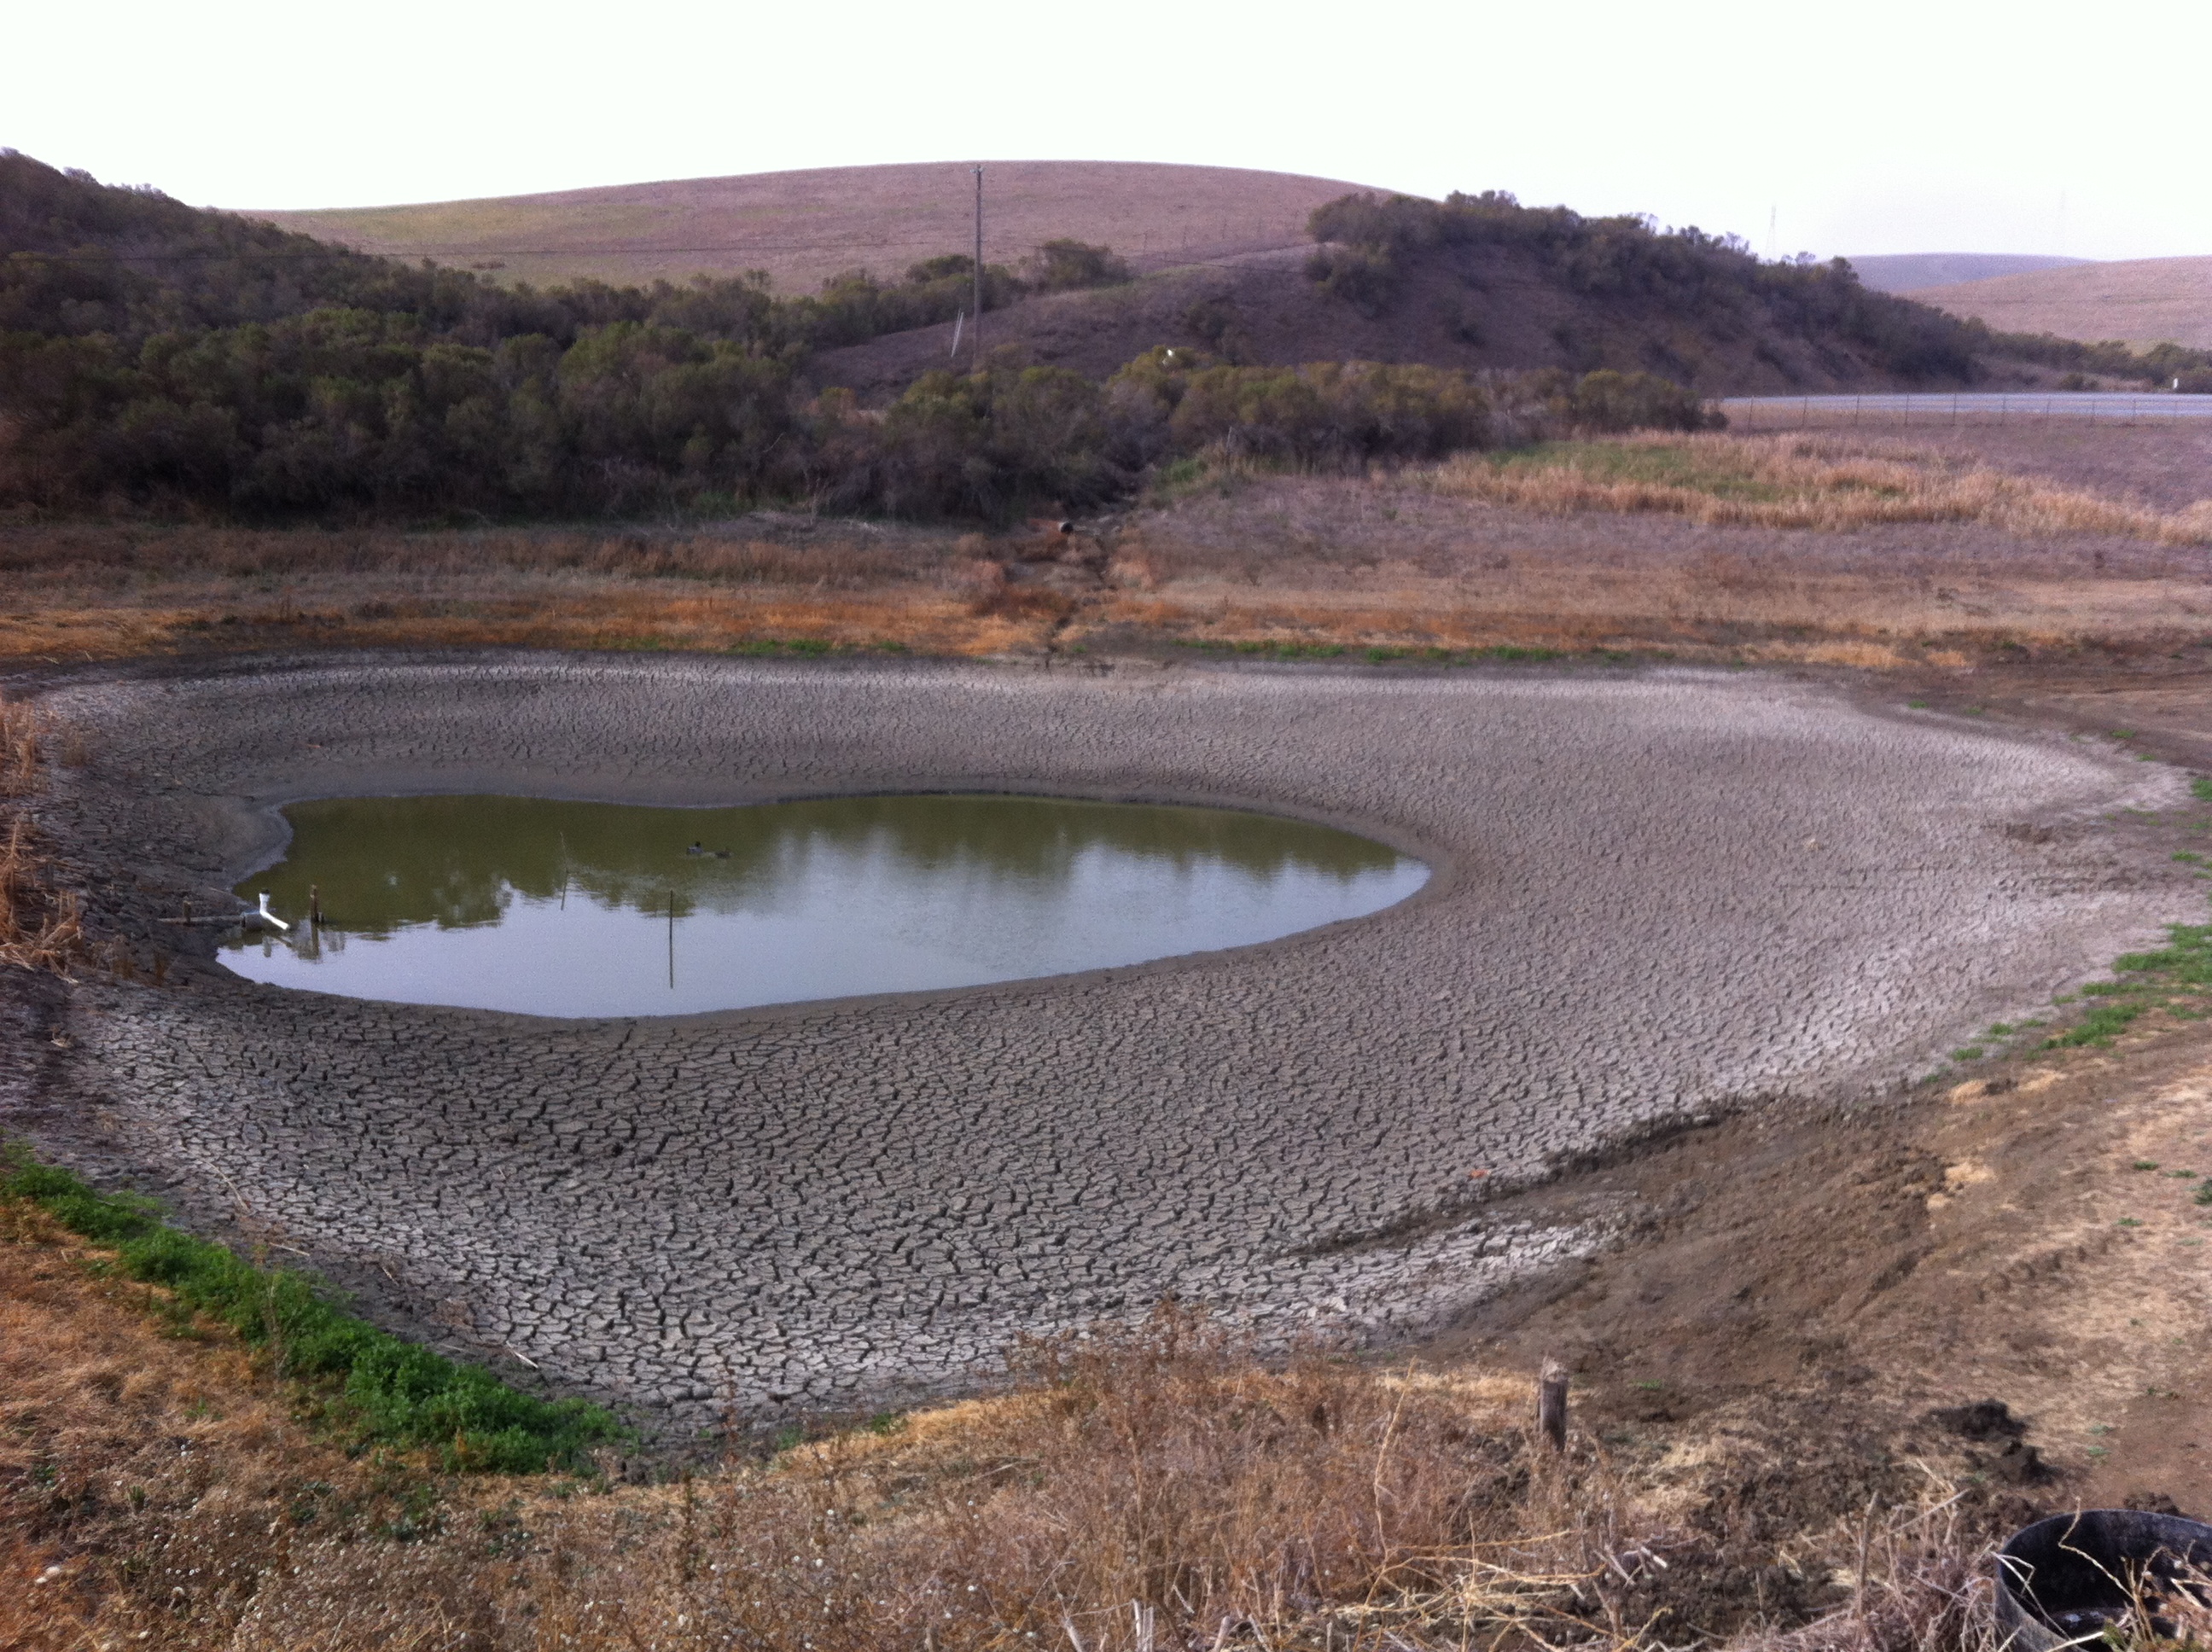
left=1722, top=392, right=2212, bottom=429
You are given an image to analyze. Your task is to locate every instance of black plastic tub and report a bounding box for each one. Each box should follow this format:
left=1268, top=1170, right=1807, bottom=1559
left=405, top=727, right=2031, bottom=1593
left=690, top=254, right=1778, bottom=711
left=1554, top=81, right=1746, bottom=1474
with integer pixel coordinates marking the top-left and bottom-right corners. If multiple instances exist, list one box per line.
left=1996, top=1509, right=2212, bottom=1649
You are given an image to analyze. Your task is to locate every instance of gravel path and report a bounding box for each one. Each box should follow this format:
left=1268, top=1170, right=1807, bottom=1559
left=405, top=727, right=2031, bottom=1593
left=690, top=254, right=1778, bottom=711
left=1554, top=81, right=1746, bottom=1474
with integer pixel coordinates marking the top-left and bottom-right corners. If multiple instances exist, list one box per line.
left=7, top=655, right=2190, bottom=1428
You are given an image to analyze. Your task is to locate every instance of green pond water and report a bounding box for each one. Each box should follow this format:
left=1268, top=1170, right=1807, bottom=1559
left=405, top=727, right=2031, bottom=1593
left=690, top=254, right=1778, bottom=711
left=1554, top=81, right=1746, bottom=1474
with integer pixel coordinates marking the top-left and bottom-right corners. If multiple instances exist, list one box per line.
left=222, top=794, right=1429, bottom=1017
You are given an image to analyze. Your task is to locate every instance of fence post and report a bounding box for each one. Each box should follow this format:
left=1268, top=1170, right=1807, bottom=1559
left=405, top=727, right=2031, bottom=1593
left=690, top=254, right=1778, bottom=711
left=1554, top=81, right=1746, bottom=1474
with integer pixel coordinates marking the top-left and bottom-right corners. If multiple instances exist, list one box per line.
left=1538, top=1358, right=1569, bottom=1452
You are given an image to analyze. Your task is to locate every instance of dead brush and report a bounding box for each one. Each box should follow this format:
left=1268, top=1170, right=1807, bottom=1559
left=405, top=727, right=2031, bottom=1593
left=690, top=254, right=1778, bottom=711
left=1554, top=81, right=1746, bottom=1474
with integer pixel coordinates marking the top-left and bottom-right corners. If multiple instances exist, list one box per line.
left=1728, top=1482, right=2001, bottom=1652
left=506, top=1308, right=1682, bottom=1652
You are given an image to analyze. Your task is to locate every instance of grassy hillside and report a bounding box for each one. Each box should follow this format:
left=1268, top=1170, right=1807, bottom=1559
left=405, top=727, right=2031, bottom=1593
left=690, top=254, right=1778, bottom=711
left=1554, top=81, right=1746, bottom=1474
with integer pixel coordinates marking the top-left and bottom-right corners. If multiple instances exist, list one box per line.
left=244, top=161, right=1366, bottom=292
left=1846, top=252, right=2087, bottom=294
left=1916, top=254, right=2212, bottom=347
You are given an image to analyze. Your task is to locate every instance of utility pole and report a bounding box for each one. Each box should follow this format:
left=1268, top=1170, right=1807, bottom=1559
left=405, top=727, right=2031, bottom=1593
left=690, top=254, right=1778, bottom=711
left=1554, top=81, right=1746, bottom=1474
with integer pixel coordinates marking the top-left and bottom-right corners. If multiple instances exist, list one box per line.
left=972, top=166, right=984, bottom=373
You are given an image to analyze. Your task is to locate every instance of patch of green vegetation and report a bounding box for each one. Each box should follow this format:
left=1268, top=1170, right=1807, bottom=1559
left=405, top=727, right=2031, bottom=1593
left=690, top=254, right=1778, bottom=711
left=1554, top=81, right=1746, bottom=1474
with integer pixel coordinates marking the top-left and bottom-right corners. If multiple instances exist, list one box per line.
left=2133, top=1161, right=2162, bottom=1172
left=1, top=1146, right=620, bottom=1473
left=1481, top=440, right=1790, bottom=501
left=726, top=637, right=854, bottom=658
left=1173, top=639, right=1566, bottom=666
left=2193, top=777, right=2212, bottom=803
left=2040, top=922, right=2212, bottom=1050
left=1950, top=1045, right=1986, bottom=1062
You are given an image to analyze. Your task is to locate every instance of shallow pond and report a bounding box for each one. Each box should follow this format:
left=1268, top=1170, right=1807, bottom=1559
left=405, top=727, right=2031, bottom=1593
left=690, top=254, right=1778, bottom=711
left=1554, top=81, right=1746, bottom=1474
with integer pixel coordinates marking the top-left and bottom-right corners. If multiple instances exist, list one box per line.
left=223, top=794, right=1428, bottom=1016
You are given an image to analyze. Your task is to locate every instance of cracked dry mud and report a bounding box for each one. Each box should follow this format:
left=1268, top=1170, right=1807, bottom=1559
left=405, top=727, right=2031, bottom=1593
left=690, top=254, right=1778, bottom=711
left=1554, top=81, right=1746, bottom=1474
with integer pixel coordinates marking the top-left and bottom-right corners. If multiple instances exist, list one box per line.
left=7, top=657, right=2193, bottom=1431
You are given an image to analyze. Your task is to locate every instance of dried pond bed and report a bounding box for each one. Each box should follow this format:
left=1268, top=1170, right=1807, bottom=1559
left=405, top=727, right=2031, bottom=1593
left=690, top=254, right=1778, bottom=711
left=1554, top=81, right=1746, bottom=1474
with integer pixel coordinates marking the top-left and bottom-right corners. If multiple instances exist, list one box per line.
left=0, top=654, right=2193, bottom=1431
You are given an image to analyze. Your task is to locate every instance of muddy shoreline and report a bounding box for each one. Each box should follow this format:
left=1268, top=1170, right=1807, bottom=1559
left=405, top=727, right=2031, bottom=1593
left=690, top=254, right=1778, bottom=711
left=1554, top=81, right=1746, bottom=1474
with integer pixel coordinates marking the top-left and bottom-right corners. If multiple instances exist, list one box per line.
left=0, top=652, right=2194, bottom=1435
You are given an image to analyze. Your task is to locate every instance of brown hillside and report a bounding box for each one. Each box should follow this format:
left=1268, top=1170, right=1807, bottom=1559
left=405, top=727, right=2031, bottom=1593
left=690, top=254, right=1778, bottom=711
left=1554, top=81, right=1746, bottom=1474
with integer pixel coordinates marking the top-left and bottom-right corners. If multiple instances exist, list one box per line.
left=242, top=160, right=1373, bottom=293
left=1917, top=254, right=2212, bottom=348
left=1846, top=252, right=2087, bottom=294
left=810, top=241, right=2046, bottom=402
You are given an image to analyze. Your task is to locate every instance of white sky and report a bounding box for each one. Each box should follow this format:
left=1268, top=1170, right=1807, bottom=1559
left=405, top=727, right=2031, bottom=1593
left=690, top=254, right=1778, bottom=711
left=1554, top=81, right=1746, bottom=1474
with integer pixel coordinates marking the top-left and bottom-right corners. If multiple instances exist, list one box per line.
left=9, top=0, right=2206, bottom=263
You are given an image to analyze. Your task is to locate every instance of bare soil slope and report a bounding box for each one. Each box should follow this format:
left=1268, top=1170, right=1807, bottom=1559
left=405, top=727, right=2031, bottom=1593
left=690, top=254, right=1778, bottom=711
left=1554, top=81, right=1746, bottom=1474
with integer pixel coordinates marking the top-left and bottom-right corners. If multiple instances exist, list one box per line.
left=242, top=160, right=1373, bottom=293
left=1918, top=255, right=2212, bottom=347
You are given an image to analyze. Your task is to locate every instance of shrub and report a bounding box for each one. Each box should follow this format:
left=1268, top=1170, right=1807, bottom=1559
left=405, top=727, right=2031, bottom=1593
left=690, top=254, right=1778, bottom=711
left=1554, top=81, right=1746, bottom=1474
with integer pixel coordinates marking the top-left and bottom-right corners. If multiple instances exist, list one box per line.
left=1132, top=358, right=1491, bottom=468
left=1023, top=239, right=1132, bottom=292
left=1562, top=369, right=1723, bottom=433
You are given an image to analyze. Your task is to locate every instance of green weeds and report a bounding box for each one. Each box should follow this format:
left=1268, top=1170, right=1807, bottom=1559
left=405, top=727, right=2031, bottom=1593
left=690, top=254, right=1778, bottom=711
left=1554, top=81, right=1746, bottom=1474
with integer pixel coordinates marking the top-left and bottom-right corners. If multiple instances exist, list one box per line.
left=2038, top=922, right=2212, bottom=1050
left=1477, top=440, right=1796, bottom=502
left=1173, top=639, right=1564, bottom=666
left=2, top=1145, right=620, bottom=1472
left=721, top=637, right=910, bottom=657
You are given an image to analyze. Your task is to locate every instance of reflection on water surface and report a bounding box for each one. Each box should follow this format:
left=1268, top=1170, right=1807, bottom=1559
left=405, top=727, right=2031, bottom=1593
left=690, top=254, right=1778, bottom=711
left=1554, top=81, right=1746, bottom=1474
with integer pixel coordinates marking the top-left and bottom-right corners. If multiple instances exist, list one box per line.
left=224, top=794, right=1428, bottom=1016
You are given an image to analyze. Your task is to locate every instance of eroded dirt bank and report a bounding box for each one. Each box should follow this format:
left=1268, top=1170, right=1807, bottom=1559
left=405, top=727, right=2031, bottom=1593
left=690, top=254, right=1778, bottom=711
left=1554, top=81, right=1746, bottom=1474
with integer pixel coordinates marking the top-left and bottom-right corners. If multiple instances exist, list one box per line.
left=0, top=654, right=2196, bottom=1435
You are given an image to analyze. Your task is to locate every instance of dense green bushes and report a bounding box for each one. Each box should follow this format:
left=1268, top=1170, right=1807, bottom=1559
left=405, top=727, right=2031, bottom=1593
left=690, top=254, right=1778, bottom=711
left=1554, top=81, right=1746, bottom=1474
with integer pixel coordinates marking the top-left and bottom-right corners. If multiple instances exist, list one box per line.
left=1115, top=353, right=1492, bottom=466
left=1556, top=369, right=1722, bottom=433
left=2, top=1146, right=620, bottom=1471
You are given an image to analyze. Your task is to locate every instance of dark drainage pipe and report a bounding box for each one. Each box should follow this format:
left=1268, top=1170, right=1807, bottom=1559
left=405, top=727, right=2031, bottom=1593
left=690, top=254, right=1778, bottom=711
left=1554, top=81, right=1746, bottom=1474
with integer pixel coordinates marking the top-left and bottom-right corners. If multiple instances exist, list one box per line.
left=1996, top=1509, right=2212, bottom=1649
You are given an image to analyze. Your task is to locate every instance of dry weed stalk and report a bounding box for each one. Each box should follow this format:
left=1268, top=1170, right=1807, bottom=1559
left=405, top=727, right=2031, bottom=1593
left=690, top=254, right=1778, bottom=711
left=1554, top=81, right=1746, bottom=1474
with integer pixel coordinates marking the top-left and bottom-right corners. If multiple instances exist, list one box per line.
left=1729, top=1480, right=1999, bottom=1652
left=504, top=1310, right=1688, bottom=1652
left=0, top=817, right=83, bottom=974
left=1, top=691, right=44, bottom=796
left=1428, top=434, right=2212, bottom=544
left=0, top=695, right=84, bottom=974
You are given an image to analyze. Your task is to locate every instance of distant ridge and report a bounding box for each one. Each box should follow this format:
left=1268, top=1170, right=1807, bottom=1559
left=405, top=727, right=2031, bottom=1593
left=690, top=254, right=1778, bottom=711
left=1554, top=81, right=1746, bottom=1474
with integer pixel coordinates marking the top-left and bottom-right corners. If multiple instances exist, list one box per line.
left=1848, top=253, right=2090, bottom=294
left=241, top=161, right=1387, bottom=293
left=1911, top=255, right=2212, bottom=348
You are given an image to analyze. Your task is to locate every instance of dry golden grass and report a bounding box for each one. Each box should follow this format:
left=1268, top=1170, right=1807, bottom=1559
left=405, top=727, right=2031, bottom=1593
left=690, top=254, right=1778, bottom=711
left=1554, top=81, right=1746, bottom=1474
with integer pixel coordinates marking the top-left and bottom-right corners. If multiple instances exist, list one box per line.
left=1087, top=567, right=2212, bottom=666
left=1427, top=434, right=2212, bottom=541
left=10, top=429, right=2212, bottom=677
left=245, top=160, right=1352, bottom=292
left=1728, top=1490, right=2000, bottom=1652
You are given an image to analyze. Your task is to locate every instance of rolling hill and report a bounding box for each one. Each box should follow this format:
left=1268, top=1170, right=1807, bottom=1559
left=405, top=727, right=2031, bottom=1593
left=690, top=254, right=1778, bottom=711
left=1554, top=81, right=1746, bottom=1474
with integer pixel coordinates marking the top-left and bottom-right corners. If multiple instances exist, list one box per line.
left=1845, top=253, right=2087, bottom=294
left=242, top=161, right=1370, bottom=294
left=1912, top=255, right=2212, bottom=348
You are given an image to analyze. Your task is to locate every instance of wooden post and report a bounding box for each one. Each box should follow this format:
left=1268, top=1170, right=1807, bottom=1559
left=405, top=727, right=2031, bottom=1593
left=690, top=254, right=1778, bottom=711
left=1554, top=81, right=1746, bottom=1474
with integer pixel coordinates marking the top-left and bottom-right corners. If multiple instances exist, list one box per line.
left=1538, top=1357, right=1569, bottom=1452
left=309, top=883, right=322, bottom=927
